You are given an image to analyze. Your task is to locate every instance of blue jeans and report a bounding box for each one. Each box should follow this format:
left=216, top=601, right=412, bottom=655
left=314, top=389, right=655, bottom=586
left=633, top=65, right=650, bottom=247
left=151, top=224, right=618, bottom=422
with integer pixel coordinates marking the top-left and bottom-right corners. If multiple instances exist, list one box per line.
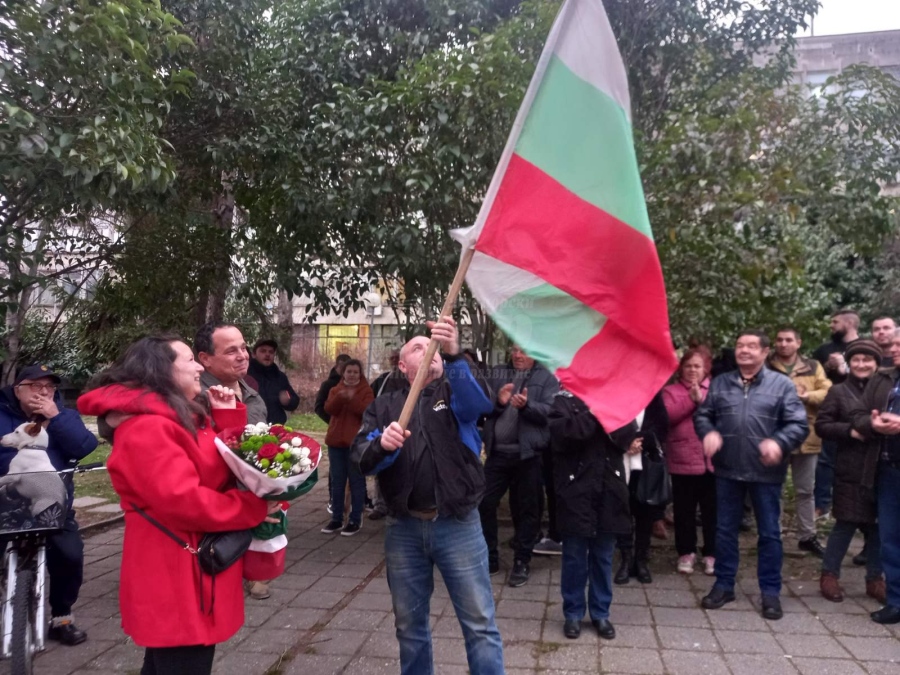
left=714, top=477, right=783, bottom=596
left=328, top=446, right=365, bottom=524
left=384, top=510, right=504, bottom=675
left=822, top=521, right=882, bottom=581
left=877, top=464, right=900, bottom=607
left=561, top=534, right=616, bottom=621
left=815, top=440, right=836, bottom=512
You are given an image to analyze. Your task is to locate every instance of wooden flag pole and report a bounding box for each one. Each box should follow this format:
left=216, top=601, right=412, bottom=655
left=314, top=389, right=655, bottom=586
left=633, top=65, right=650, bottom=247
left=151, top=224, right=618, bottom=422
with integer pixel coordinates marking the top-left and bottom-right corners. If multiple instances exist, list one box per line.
left=397, top=246, right=476, bottom=429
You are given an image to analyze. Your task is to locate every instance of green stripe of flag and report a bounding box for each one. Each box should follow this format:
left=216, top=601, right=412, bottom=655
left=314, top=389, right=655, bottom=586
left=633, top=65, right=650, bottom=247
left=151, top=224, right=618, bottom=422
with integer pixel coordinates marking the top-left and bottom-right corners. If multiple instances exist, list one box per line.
left=514, top=55, right=652, bottom=239
left=492, top=283, right=607, bottom=371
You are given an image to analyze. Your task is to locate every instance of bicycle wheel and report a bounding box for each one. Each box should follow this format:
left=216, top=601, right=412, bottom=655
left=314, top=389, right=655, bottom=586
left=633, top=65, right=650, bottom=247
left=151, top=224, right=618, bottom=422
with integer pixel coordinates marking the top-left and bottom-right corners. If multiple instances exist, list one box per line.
left=11, top=567, right=34, bottom=675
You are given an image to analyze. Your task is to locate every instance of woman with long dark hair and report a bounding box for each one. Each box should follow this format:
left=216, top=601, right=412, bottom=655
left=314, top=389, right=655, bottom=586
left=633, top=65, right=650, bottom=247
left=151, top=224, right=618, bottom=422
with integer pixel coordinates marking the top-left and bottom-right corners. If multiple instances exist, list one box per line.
left=78, top=336, right=279, bottom=675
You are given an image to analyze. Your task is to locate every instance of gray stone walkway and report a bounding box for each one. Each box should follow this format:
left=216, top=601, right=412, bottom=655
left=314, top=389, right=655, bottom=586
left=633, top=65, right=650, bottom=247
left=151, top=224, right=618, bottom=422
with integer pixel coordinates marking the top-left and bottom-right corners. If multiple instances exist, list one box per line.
left=6, top=479, right=900, bottom=674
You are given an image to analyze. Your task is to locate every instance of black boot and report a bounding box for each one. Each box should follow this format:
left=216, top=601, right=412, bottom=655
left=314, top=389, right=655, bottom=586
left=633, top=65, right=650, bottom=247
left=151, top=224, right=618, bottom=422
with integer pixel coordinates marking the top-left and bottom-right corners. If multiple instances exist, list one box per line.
left=633, top=553, right=652, bottom=584
left=614, top=550, right=632, bottom=585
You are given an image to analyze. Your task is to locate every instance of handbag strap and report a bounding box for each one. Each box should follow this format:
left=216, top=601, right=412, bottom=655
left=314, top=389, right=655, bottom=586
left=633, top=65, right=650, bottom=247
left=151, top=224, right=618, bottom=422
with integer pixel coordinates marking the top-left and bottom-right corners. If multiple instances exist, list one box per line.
left=129, top=502, right=198, bottom=555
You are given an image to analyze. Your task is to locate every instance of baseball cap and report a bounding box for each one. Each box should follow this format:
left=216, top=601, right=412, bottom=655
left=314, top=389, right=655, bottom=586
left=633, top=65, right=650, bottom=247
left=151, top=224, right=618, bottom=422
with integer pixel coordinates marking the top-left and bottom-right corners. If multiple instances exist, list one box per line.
left=253, top=338, right=278, bottom=351
left=14, top=364, right=62, bottom=386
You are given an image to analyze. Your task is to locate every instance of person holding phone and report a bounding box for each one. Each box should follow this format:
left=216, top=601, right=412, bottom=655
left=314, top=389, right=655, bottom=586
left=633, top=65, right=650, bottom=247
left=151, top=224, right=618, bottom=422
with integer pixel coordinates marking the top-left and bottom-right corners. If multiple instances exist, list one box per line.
left=613, top=392, right=668, bottom=585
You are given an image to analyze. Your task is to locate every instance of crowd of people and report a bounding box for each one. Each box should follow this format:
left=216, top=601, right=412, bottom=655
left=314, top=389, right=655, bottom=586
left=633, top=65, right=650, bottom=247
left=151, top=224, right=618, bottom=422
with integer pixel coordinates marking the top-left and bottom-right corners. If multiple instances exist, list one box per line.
left=2, top=308, right=900, bottom=674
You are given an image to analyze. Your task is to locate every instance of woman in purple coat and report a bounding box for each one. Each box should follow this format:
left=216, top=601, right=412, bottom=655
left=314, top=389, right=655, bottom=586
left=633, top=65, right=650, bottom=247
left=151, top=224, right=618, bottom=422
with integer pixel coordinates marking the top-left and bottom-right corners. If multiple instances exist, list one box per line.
left=662, top=347, right=716, bottom=576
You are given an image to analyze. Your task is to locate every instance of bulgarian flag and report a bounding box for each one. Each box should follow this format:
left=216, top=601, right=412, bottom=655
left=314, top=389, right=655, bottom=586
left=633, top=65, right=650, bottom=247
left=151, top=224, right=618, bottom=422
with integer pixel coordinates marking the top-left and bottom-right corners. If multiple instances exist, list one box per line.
left=451, top=0, right=677, bottom=431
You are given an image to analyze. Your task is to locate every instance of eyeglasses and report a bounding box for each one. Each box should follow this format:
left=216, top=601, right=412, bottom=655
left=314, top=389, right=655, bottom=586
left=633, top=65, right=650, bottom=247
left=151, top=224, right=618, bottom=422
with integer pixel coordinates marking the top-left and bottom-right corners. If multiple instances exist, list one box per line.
left=15, top=382, right=58, bottom=393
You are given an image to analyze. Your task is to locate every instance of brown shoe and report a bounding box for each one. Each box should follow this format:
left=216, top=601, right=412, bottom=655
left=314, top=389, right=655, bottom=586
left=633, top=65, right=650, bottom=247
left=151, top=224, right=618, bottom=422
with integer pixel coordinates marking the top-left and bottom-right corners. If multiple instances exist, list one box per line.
left=866, top=577, right=887, bottom=605
left=820, top=572, right=844, bottom=602
left=651, top=520, right=668, bottom=541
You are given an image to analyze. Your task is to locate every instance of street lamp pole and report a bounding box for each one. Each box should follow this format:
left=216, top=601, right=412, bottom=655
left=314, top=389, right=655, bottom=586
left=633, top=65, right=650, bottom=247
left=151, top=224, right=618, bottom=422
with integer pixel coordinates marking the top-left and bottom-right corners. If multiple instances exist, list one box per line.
left=362, top=292, right=382, bottom=380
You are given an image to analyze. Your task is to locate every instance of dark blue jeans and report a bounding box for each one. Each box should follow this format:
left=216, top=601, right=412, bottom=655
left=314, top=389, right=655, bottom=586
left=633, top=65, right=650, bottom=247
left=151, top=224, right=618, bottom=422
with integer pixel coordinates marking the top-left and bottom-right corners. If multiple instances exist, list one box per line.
left=328, top=446, right=365, bottom=525
left=47, top=511, right=83, bottom=617
left=383, top=510, right=504, bottom=675
left=714, top=477, right=783, bottom=596
left=815, top=439, right=836, bottom=512
left=561, top=533, right=616, bottom=621
left=822, top=521, right=882, bottom=581
left=877, top=464, right=900, bottom=607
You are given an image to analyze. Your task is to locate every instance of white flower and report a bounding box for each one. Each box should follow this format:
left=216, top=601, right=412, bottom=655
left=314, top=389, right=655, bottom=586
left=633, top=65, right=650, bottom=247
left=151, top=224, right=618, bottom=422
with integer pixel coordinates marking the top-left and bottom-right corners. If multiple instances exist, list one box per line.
left=299, top=458, right=312, bottom=470
left=290, top=447, right=310, bottom=459
left=290, top=437, right=303, bottom=447
left=280, top=443, right=291, bottom=451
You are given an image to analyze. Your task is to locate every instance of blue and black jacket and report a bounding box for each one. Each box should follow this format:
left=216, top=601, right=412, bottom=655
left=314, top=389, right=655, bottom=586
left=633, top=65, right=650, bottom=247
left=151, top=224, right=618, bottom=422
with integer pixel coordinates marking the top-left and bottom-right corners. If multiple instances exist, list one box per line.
left=351, top=355, right=492, bottom=518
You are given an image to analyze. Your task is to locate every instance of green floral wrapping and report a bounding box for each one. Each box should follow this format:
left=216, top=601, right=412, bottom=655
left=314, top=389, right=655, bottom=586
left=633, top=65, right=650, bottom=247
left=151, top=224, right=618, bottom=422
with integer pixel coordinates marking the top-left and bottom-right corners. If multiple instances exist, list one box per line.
left=251, top=509, right=287, bottom=540
left=263, top=467, right=319, bottom=501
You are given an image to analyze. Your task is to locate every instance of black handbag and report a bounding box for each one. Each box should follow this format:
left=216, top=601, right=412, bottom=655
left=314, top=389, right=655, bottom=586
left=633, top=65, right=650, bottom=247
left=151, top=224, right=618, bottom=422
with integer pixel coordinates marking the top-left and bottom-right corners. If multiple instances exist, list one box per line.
left=129, top=503, right=251, bottom=576
left=634, top=433, right=673, bottom=506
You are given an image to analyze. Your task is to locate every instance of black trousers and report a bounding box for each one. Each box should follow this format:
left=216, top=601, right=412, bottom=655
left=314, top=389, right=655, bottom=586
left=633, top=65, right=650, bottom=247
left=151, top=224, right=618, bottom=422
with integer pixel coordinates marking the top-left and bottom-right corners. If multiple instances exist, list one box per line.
left=141, top=645, right=216, bottom=675
left=671, top=472, right=717, bottom=557
left=479, top=452, right=542, bottom=565
left=46, top=512, right=83, bottom=617
left=616, top=471, right=656, bottom=560
left=538, top=446, right=560, bottom=542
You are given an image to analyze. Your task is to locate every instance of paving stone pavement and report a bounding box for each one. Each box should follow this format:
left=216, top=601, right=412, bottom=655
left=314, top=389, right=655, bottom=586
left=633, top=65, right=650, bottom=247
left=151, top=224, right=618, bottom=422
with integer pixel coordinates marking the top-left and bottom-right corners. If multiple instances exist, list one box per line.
left=5, top=480, right=900, bottom=675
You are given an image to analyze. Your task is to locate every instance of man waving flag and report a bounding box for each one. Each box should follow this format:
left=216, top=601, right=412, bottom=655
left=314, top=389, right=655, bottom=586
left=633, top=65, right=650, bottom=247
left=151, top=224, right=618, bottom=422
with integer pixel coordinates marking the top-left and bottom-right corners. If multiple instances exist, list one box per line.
left=452, top=0, right=677, bottom=431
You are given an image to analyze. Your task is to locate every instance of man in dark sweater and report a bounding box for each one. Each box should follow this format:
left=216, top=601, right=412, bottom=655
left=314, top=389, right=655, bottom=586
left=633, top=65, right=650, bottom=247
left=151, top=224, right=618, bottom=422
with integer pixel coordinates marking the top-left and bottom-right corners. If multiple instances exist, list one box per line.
left=247, top=339, right=300, bottom=425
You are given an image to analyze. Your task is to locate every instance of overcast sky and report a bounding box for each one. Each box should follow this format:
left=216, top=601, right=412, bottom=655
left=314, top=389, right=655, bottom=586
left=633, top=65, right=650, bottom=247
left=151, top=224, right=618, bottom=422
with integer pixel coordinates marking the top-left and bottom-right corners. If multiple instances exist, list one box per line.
left=796, top=0, right=900, bottom=36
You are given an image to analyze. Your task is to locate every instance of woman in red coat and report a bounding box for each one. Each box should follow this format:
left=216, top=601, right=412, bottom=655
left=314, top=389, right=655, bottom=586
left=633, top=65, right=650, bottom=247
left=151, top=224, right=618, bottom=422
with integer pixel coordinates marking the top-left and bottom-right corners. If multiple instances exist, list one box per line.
left=78, top=336, right=278, bottom=675
left=662, top=346, right=716, bottom=576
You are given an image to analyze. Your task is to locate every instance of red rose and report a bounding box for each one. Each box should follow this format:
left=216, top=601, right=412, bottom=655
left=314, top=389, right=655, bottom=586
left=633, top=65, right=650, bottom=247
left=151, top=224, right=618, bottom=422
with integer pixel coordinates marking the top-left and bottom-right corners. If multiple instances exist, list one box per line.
left=257, top=443, right=280, bottom=461
left=269, top=425, right=286, bottom=437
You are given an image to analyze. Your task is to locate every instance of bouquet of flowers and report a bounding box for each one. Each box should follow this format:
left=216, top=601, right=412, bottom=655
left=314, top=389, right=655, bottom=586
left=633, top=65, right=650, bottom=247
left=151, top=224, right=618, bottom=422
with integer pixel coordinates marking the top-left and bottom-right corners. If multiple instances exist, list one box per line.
left=215, top=423, right=322, bottom=581
left=214, top=422, right=321, bottom=499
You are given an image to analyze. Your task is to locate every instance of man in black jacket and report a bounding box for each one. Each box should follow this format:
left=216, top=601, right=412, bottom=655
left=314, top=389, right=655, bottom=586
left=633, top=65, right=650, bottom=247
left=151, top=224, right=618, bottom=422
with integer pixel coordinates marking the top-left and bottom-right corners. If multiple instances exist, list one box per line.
left=247, top=339, right=300, bottom=424
left=479, top=346, right=559, bottom=587
left=351, top=317, right=504, bottom=675
left=694, top=330, right=809, bottom=621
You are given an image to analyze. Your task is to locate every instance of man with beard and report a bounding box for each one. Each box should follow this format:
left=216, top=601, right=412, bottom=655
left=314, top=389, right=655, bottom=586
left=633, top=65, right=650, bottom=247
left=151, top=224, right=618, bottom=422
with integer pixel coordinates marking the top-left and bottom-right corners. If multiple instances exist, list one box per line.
left=812, top=309, right=860, bottom=520
left=813, top=309, right=861, bottom=384
left=767, top=328, right=831, bottom=558
left=871, top=317, right=897, bottom=368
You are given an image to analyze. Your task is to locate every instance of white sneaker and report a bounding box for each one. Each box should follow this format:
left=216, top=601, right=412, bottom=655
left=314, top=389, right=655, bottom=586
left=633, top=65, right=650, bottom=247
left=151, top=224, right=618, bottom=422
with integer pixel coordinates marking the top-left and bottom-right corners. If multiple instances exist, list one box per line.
left=677, top=553, right=696, bottom=574
left=703, top=556, right=716, bottom=576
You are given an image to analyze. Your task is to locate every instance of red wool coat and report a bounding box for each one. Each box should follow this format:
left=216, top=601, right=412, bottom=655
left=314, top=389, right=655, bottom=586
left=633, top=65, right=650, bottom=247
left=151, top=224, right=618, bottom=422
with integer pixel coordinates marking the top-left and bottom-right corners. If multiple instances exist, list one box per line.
left=662, top=378, right=713, bottom=475
left=77, top=385, right=268, bottom=648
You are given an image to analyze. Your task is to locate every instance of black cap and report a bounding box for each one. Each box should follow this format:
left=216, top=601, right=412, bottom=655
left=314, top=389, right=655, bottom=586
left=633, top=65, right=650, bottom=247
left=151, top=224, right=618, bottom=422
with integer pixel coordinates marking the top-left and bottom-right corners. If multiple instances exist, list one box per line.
left=253, top=338, right=278, bottom=351
left=14, top=364, right=62, bottom=386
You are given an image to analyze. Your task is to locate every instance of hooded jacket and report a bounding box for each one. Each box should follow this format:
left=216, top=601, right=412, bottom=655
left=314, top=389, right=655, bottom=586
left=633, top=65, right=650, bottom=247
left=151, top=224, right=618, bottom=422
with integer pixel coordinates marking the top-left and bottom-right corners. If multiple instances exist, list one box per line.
left=324, top=375, right=374, bottom=448
left=549, top=391, right=631, bottom=538
left=0, top=386, right=98, bottom=508
left=77, top=385, right=267, bottom=648
left=314, top=368, right=342, bottom=424
left=693, top=367, right=809, bottom=484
